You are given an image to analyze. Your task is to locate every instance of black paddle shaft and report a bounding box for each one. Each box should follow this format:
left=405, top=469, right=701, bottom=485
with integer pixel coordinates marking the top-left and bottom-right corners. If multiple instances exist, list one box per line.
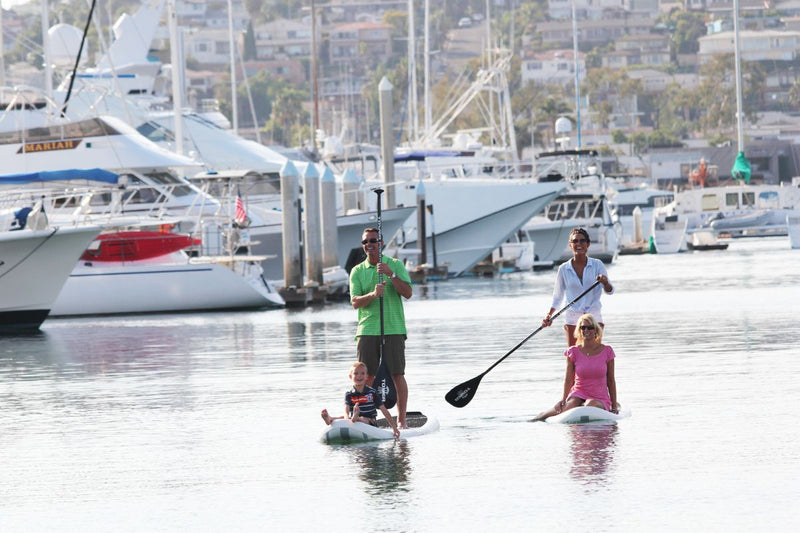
left=375, top=188, right=385, bottom=339
left=445, top=280, right=603, bottom=408
left=372, top=188, right=396, bottom=409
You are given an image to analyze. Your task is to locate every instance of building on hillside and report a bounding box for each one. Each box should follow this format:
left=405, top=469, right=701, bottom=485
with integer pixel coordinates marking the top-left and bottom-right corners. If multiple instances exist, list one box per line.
left=626, top=69, right=700, bottom=93
left=547, top=0, right=627, bottom=20
left=328, top=21, right=393, bottom=68
left=601, top=34, right=671, bottom=68
left=175, top=0, right=207, bottom=26
left=536, top=15, right=654, bottom=49
left=184, top=28, right=233, bottom=67
left=175, top=0, right=248, bottom=30
left=252, top=19, right=314, bottom=61
left=698, top=30, right=800, bottom=63
left=686, top=0, right=773, bottom=13
left=323, top=0, right=407, bottom=23
left=184, top=69, right=219, bottom=100
left=623, top=0, right=661, bottom=16
left=520, top=49, right=586, bottom=86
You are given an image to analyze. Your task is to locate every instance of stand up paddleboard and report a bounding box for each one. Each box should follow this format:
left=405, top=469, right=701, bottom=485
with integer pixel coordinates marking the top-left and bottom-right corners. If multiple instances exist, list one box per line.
left=547, top=406, right=631, bottom=424
left=321, top=411, right=439, bottom=444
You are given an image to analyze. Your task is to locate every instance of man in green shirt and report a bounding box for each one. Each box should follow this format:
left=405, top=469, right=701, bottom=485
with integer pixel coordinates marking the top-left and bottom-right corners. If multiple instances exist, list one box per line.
left=350, top=227, right=413, bottom=428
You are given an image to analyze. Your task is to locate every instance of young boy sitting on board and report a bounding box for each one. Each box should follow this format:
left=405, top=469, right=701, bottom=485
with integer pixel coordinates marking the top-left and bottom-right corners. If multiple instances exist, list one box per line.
left=321, top=361, right=400, bottom=438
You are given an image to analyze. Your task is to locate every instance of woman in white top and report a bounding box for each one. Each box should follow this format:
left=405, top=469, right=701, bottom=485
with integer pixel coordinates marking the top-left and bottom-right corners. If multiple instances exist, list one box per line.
left=541, top=227, right=614, bottom=346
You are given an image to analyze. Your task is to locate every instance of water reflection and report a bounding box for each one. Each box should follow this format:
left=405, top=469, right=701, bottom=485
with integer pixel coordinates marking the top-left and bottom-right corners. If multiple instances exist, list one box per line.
left=567, top=424, right=618, bottom=487
left=339, top=440, right=412, bottom=500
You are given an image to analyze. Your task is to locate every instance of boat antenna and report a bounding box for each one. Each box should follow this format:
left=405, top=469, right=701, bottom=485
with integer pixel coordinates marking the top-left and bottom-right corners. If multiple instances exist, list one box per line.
left=62, top=0, right=98, bottom=117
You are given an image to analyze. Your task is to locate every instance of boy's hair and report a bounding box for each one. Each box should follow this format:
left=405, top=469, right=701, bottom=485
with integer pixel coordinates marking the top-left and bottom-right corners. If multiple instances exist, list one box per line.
left=349, top=361, right=367, bottom=374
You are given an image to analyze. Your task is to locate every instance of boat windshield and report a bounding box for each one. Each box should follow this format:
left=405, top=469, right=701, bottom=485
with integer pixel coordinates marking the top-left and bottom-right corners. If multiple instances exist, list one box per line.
left=758, top=191, right=779, bottom=209
left=0, top=118, right=119, bottom=145
left=144, top=171, right=196, bottom=197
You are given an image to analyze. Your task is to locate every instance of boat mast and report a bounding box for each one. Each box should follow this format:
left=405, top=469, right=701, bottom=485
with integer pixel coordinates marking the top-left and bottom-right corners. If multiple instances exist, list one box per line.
left=733, top=0, right=744, bottom=154
left=41, top=0, right=53, bottom=100
left=407, top=0, right=419, bottom=143
left=571, top=0, right=581, bottom=150
left=310, top=0, right=320, bottom=153
left=0, top=7, right=5, bottom=86
left=423, top=0, right=431, bottom=137
left=167, top=0, right=184, bottom=155
left=226, top=0, right=238, bottom=134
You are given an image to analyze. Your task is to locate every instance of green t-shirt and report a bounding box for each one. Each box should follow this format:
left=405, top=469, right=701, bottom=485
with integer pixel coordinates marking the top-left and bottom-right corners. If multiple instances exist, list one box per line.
left=350, top=255, right=410, bottom=337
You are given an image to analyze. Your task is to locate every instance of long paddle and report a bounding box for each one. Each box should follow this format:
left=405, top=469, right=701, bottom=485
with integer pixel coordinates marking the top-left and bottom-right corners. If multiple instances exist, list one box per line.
left=444, top=279, right=602, bottom=408
left=372, top=187, right=397, bottom=409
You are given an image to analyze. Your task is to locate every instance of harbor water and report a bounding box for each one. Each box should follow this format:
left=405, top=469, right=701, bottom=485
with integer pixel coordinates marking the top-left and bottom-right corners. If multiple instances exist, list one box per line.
left=1, top=237, right=798, bottom=531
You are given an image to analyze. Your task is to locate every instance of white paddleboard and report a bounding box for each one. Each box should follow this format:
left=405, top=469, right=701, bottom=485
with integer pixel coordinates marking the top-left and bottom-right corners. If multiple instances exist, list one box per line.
left=546, top=405, right=631, bottom=424
left=321, top=411, right=439, bottom=444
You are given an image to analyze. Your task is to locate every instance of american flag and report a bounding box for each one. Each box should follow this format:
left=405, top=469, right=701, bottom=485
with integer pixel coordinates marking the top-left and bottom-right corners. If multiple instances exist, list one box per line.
left=234, top=188, right=247, bottom=225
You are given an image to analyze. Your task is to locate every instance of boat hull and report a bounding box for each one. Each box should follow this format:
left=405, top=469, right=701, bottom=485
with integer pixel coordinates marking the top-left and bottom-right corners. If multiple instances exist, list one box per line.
left=0, top=225, right=102, bottom=331
left=652, top=216, right=687, bottom=254
left=50, top=255, right=283, bottom=316
left=401, top=182, right=566, bottom=276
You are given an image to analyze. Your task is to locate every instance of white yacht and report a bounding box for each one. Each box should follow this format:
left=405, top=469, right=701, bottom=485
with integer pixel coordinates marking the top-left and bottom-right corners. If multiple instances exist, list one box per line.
left=0, top=201, right=101, bottom=330
left=0, top=133, right=286, bottom=316
left=359, top=150, right=567, bottom=277
left=652, top=183, right=800, bottom=247
left=512, top=149, right=620, bottom=266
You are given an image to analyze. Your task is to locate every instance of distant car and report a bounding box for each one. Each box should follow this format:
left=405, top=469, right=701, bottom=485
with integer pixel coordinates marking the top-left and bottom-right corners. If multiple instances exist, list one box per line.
left=458, top=17, right=472, bottom=28
left=471, top=13, right=484, bottom=22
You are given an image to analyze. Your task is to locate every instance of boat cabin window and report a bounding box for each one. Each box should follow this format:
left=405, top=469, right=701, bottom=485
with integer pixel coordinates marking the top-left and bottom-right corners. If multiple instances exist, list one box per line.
left=702, top=194, right=721, bottom=211
left=120, top=174, right=163, bottom=204
left=758, top=191, right=779, bottom=209
left=89, top=192, right=113, bottom=206
left=144, top=171, right=196, bottom=197
left=743, top=192, right=755, bottom=207
left=241, top=173, right=281, bottom=195
left=0, top=117, right=118, bottom=145
left=724, top=193, right=738, bottom=208
left=123, top=187, right=162, bottom=204
left=136, top=122, right=174, bottom=143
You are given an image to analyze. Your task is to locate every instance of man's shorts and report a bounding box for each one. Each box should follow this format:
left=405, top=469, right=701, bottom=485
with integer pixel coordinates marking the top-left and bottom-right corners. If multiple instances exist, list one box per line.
left=357, top=334, right=406, bottom=376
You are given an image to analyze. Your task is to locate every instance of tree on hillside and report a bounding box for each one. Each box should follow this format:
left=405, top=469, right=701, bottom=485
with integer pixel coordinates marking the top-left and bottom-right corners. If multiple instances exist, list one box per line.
left=243, top=21, right=257, bottom=61
left=693, top=54, right=763, bottom=135
left=658, top=9, right=706, bottom=61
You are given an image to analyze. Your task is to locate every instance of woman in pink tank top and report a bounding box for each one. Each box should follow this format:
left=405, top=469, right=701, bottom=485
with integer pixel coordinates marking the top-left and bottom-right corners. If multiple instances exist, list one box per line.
left=532, top=313, right=618, bottom=421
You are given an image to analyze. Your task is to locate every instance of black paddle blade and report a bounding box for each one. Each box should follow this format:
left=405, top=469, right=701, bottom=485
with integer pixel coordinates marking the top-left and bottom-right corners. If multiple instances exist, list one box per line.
left=374, top=357, right=397, bottom=409
left=444, top=374, right=484, bottom=408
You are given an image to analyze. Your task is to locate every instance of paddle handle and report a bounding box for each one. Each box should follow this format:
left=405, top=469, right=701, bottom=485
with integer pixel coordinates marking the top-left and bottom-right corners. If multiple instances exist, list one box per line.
left=481, top=279, right=602, bottom=375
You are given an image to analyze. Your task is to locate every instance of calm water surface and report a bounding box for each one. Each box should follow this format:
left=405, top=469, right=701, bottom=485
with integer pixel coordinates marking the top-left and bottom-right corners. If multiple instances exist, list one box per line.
left=1, top=237, right=798, bottom=531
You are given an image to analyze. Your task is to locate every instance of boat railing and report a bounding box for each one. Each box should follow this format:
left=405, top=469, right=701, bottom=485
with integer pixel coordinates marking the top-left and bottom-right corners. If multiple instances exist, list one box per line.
left=0, top=180, right=216, bottom=229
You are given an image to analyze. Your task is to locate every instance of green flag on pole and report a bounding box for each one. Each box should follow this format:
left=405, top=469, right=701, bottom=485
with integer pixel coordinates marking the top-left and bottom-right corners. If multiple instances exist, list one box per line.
left=732, top=151, right=751, bottom=183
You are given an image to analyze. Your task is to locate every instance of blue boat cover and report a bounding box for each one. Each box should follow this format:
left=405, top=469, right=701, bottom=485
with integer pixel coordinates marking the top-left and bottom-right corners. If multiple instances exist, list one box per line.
left=0, top=168, right=120, bottom=184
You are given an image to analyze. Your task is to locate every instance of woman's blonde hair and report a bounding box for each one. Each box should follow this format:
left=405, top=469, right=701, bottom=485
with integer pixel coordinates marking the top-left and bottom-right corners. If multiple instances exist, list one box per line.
left=575, top=313, right=603, bottom=343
